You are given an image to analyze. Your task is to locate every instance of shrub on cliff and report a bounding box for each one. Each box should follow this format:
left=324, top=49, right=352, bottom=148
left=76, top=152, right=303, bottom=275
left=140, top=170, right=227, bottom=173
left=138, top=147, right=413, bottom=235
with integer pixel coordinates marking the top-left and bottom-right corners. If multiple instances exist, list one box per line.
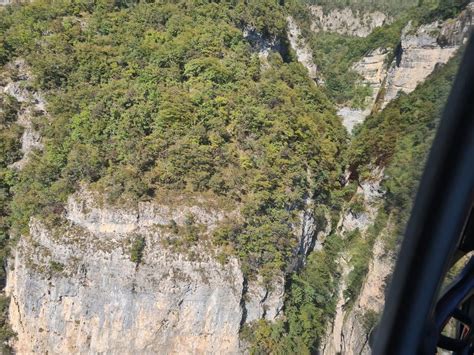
left=130, top=236, right=145, bottom=265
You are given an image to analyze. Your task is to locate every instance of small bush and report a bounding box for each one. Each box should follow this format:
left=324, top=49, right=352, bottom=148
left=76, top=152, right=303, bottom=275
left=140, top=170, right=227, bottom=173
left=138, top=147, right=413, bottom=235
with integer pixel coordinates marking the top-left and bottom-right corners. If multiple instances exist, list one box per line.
left=362, top=309, right=380, bottom=334
left=350, top=194, right=365, bottom=215
left=49, top=260, right=64, bottom=273
left=130, top=236, right=145, bottom=265
left=0, top=295, right=15, bottom=354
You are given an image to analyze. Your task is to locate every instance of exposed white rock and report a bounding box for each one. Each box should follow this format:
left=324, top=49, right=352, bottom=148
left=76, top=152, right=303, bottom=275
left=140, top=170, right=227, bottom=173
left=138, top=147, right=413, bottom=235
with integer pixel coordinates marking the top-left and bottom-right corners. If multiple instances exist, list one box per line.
left=296, top=198, right=330, bottom=255
left=3, top=59, right=46, bottom=169
left=309, top=6, right=391, bottom=37
left=291, top=199, right=332, bottom=272
left=339, top=4, right=473, bottom=131
left=360, top=169, right=385, bottom=203
left=287, top=16, right=318, bottom=79
left=245, top=274, right=285, bottom=323
left=338, top=107, right=370, bottom=134
left=66, top=188, right=231, bottom=235
left=243, top=26, right=281, bottom=63
left=338, top=168, right=384, bottom=234
left=8, top=186, right=325, bottom=353
left=340, top=234, right=396, bottom=355
left=338, top=48, right=389, bottom=133
left=383, top=22, right=457, bottom=106
left=323, top=254, right=352, bottom=355
left=7, top=189, right=265, bottom=354
left=7, top=219, right=245, bottom=354
left=340, top=210, right=373, bottom=235
left=322, top=168, right=385, bottom=355
left=353, top=47, right=390, bottom=104
left=299, top=208, right=318, bottom=254
left=382, top=5, right=473, bottom=106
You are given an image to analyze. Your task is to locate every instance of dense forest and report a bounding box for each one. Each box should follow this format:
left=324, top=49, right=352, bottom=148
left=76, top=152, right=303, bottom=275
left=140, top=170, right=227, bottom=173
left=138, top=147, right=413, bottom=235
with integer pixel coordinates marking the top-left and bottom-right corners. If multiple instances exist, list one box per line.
left=0, top=0, right=347, bottom=278
left=0, top=0, right=468, bottom=353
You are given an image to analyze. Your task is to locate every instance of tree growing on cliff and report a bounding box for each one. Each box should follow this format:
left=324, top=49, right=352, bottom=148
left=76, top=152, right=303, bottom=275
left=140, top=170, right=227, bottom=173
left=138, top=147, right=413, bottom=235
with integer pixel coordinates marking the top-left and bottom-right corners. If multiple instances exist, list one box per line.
left=130, top=236, right=145, bottom=265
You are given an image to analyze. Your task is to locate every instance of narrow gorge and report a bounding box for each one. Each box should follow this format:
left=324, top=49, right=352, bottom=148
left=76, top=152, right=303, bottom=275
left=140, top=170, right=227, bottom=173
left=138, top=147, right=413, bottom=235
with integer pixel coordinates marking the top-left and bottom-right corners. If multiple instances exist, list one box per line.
left=0, top=0, right=471, bottom=354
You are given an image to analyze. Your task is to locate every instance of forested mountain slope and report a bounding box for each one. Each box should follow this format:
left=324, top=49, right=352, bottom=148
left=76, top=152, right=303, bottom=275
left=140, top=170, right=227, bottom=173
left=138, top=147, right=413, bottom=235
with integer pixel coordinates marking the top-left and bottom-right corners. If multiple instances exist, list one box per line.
left=0, top=0, right=471, bottom=354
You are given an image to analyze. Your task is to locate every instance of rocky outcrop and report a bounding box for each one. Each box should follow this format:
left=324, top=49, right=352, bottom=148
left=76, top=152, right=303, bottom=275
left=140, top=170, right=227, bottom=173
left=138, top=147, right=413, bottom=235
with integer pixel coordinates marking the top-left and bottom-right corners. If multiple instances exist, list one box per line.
left=8, top=219, right=245, bottom=354
left=324, top=253, right=351, bottom=355
left=339, top=234, right=396, bottom=355
left=6, top=185, right=327, bottom=354
left=352, top=47, right=390, bottom=106
left=2, top=59, right=45, bottom=169
left=4, top=190, right=246, bottom=353
left=337, top=41, right=389, bottom=133
left=322, top=168, right=386, bottom=355
left=383, top=23, right=456, bottom=106
left=338, top=3, right=473, bottom=132
left=438, top=2, right=474, bottom=46
left=243, top=26, right=283, bottom=63
left=65, top=189, right=231, bottom=236
left=287, top=16, right=318, bottom=79
left=339, top=168, right=384, bottom=234
left=337, top=107, right=366, bottom=134
left=309, top=6, right=391, bottom=37
left=382, top=3, right=473, bottom=106
left=245, top=274, right=285, bottom=323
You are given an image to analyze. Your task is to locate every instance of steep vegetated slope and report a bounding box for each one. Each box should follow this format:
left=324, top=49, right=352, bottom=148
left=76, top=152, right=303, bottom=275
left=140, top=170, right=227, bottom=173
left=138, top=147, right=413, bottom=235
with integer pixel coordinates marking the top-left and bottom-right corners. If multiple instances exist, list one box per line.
left=247, top=1, right=472, bottom=354
left=0, top=62, right=23, bottom=354
left=0, top=0, right=471, bottom=354
left=2, top=0, right=348, bottom=275
left=322, top=52, right=463, bottom=355
left=0, top=0, right=346, bottom=353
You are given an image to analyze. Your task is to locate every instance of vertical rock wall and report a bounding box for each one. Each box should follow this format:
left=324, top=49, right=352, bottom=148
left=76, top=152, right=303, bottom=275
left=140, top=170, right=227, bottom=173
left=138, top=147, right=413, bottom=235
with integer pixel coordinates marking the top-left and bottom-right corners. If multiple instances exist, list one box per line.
left=287, top=16, right=319, bottom=79
left=7, top=192, right=248, bottom=354
left=309, top=6, right=391, bottom=37
left=338, top=2, right=473, bottom=133
left=6, top=185, right=327, bottom=353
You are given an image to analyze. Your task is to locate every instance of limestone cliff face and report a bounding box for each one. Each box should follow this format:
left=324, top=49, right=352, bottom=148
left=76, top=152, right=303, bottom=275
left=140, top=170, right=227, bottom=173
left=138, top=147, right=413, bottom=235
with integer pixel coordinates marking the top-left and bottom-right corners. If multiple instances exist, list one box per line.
left=7, top=190, right=244, bottom=354
left=309, top=6, right=391, bottom=38
left=379, top=3, right=472, bottom=108
left=324, top=6, right=473, bottom=342
left=287, top=16, right=318, bottom=79
left=353, top=48, right=389, bottom=104
left=330, top=172, right=395, bottom=355
left=322, top=169, right=386, bottom=355
left=339, top=235, right=396, bottom=355
left=382, top=19, right=461, bottom=106
left=338, top=48, right=389, bottom=132
left=8, top=220, right=244, bottom=354
left=338, top=2, right=473, bottom=132
left=6, top=186, right=325, bottom=353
